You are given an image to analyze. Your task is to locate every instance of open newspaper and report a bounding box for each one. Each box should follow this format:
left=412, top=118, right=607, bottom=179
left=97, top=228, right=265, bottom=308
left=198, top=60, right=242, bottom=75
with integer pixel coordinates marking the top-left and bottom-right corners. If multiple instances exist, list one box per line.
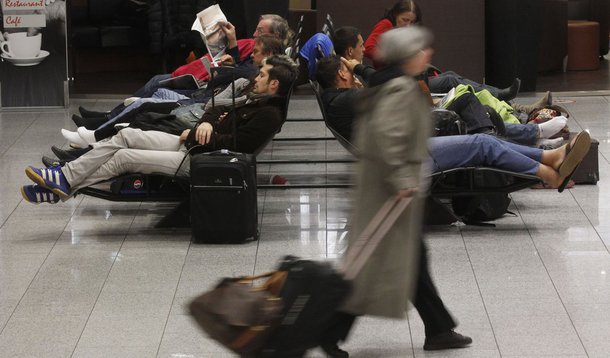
left=191, top=4, right=228, bottom=66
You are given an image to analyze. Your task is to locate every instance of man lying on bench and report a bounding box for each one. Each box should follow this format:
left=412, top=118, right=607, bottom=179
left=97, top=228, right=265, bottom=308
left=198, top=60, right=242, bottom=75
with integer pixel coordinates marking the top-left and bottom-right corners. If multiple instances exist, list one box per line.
left=20, top=55, right=298, bottom=204
left=315, top=56, right=590, bottom=192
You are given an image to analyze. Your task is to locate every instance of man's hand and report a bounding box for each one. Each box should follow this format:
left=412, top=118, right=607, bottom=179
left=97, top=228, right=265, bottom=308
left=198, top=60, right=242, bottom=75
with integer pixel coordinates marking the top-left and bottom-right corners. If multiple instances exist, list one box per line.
left=219, top=54, right=235, bottom=66
left=196, top=123, right=214, bottom=145
left=340, top=57, right=360, bottom=73
left=180, top=129, right=190, bottom=143
left=354, top=77, right=364, bottom=88
left=397, top=188, right=418, bottom=199
left=219, top=21, right=237, bottom=48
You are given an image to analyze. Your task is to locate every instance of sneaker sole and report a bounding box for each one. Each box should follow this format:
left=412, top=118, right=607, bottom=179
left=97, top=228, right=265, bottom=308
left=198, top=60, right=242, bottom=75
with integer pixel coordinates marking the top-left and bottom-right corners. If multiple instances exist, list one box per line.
left=20, top=186, right=59, bottom=204
left=25, top=167, right=70, bottom=199
left=20, top=186, right=40, bottom=204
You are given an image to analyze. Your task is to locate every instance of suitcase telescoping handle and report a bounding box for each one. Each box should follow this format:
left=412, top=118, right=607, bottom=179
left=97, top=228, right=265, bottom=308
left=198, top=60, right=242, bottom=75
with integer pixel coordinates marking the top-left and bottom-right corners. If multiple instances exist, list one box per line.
left=203, top=56, right=239, bottom=150
left=342, top=196, right=412, bottom=281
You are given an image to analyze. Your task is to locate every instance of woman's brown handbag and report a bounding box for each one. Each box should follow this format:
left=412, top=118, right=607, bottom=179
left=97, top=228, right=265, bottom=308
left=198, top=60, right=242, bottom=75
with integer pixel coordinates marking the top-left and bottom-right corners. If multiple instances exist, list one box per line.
left=189, top=271, right=288, bottom=356
left=189, top=196, right=412, bottom=357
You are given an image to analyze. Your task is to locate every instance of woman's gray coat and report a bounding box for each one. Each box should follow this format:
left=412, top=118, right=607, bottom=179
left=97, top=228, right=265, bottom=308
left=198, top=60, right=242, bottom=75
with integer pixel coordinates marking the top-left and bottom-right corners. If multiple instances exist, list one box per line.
left=341, top=75, right=433, bottom=319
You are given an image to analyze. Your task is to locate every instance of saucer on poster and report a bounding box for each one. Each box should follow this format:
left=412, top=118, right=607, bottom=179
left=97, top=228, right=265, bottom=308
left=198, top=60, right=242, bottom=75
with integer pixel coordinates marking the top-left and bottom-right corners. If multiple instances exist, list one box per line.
left=1, top=50, right=50, bottom=66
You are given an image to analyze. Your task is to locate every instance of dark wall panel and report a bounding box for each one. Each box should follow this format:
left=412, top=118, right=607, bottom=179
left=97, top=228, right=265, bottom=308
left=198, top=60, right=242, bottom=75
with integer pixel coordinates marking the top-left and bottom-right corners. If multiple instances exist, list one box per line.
left=242, top=0, right=290, bottom=37
left=486, top=0, right=544, bottom=92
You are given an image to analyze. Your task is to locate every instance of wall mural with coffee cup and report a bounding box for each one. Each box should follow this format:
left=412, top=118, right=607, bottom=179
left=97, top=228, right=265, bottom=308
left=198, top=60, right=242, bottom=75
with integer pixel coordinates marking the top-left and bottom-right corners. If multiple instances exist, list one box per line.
left=0, top=0, right=67, bottom=108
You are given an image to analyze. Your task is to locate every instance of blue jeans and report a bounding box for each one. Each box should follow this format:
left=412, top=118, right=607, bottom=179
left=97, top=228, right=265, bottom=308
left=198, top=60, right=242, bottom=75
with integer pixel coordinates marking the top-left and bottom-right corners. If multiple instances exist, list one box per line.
left=133, top=73, right=172, bottom=97
left=430, top=134, right=542, bottom=175
left=97, top=89, right=189, bottom=131
left=504, top=123, right=538, bottom=146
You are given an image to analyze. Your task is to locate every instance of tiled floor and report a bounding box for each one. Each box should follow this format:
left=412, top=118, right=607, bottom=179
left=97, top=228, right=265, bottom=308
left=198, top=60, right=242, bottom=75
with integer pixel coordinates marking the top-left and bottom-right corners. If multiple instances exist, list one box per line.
left=537, top=56, right=610, bottom=93
left=1, top=90, right=610, bottom=358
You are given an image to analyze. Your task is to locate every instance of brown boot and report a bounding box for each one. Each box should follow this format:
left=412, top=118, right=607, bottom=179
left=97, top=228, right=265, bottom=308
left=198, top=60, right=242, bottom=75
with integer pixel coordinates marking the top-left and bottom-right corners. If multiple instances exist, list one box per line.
left=512, top=91, right=553, bottom=115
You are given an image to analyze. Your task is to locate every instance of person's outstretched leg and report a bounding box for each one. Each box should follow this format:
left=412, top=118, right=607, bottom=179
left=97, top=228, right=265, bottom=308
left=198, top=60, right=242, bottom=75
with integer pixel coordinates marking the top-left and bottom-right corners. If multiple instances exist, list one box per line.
left=429, top=71, right=520, bottom=101
left=430, top=134, right=541, bottom=175
left=429, top=132, right=591, bottom=189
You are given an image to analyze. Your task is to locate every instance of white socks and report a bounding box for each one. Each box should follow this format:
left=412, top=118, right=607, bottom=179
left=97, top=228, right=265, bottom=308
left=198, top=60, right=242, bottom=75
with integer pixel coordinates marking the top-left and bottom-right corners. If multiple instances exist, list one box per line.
left=538, top=115, right=568, bottom=138
left=61, top=127, right=96, bottom=148
left=77, top=127, right=96, bottom=145
left=537, top=137, right=564, bottom=149
left=61, top=129, right=88, bottom=148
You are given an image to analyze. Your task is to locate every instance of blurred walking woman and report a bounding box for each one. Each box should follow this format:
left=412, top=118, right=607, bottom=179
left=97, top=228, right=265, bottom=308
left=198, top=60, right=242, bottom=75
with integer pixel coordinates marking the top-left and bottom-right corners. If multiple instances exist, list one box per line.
left=343, top=26, right=433, bottom=321
left=320, top=27, right=472, bottom=357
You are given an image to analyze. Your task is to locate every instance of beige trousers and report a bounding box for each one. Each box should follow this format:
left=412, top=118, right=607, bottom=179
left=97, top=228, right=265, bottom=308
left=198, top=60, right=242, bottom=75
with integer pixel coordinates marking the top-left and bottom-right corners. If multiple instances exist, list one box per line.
left=62, top=128, right=188, bottom=192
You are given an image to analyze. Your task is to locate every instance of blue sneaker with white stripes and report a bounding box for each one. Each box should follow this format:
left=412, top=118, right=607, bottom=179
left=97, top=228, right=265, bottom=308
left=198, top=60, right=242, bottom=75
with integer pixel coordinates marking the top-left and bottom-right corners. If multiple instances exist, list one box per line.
left=21, top=185, right=60, bottom=204
left=25, top=165, right=70, bottom=198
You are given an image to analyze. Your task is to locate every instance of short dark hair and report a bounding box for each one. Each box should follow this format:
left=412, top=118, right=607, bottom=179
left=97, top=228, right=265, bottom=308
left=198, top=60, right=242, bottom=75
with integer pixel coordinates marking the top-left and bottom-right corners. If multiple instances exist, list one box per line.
left=315, top=55, right=342, bottom=90
left=264, top=55, right=298, bottom=96
left=332, top=26, right=361, bottom=58
left=255, top=34, right=285, bottom=56
left=384, top=0, right=422, bottom=26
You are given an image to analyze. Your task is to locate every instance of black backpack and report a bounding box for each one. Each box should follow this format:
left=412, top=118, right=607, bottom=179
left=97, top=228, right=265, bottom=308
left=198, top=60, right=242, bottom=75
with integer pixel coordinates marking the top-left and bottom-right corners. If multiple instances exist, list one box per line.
left=432, top=108, right=466, bottom=136
left=483, top=105, right=506, bottom=136
left=259, top=256, right=351, bottom=357
left=451, top=171, right=513, bottom=223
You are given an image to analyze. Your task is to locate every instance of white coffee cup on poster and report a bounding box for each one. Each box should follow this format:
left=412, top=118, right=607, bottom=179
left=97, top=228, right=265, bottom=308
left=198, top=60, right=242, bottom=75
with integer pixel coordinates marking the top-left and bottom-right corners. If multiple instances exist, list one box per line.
left=1, top=32, right=42, bottom=59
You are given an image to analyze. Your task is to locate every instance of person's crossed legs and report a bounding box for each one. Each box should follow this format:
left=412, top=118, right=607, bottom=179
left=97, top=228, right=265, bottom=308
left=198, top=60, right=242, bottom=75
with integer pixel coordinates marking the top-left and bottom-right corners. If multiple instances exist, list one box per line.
left=21, top=128, right=188, bottom=204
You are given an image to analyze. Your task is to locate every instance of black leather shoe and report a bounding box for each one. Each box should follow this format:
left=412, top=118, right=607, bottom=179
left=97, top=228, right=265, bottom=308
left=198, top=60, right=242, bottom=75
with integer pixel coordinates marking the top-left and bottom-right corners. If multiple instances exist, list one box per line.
left=51, top=145, right=91, bottom=161
left=71, top=114, right=108, bottom=130
left=423, top=330, right=472, bottom=351
left=320, top=343, right=349, bottom=358
left=79, top=105, right=110, bottom=119
left=42, top=156, right=66, bottom=168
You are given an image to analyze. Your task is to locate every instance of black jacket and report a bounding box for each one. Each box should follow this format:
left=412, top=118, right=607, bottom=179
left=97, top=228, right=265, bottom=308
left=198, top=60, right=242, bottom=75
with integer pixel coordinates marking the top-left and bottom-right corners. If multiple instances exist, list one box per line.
left=187, top=96, right=284, bottom=154
left=322, top=88, right=358, bottom=142
left=321, top=64, right=377, bottom=141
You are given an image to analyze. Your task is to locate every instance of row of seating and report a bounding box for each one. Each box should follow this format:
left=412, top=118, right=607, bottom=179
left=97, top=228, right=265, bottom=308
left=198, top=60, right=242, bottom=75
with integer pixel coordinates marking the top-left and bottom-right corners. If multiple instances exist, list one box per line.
left=75, top=13, right=542, bottom=227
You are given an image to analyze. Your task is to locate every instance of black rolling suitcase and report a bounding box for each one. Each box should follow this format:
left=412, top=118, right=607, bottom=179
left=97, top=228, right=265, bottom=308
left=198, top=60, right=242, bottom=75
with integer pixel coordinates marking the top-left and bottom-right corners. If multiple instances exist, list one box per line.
left=189, top=196, right=412, bottom=357
left=190, top=150, right=258, bottom=243
left=188, top=64, right=259, bottom=244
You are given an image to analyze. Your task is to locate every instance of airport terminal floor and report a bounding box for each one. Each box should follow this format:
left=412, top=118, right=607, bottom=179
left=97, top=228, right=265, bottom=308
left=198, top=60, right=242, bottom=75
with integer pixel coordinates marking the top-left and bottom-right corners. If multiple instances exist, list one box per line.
left=1, top=89, right=610, bottom=357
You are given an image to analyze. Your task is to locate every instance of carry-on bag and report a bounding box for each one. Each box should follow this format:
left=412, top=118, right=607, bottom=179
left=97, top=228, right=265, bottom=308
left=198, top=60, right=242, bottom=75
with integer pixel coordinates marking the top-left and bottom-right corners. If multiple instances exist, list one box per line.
left=190, top=150, right=258, bottom=243
left=188, top=64, right=259, bottom=243
left=189, top=196, right=412, bottom=356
